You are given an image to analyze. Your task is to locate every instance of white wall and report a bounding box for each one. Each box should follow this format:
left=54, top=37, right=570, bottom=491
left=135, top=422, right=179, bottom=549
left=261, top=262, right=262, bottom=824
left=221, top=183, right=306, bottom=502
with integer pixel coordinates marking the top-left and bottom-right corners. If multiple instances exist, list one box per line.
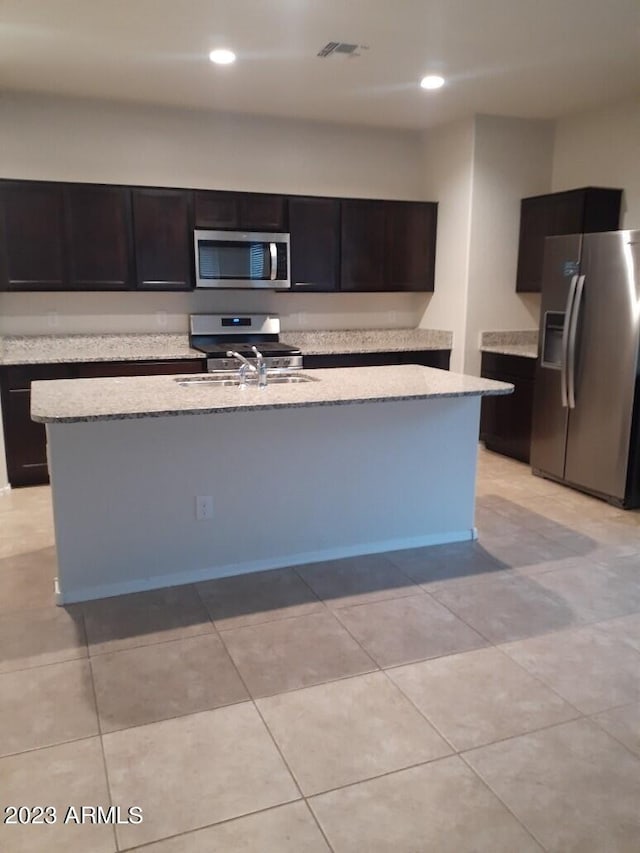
left=552, top=97, right=640, bottom=228
left=0, top=91, right=430, bottom=336
left=419, top=119, right=475, bottom=372
left=464, top=115, right=554, bottom=374
left=420, top=115, right=553, bottom=373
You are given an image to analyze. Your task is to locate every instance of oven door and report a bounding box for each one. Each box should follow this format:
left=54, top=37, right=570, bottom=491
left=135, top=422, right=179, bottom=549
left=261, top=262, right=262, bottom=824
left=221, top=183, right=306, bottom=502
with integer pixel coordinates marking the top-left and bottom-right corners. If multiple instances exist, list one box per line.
left=194, top=230, right=290, bottom=289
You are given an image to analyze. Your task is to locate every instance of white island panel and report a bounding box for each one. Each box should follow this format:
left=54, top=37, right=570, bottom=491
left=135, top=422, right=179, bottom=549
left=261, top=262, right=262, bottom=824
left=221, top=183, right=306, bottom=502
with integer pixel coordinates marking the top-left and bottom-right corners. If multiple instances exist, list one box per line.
left=48, top=396, right=481, bottom=603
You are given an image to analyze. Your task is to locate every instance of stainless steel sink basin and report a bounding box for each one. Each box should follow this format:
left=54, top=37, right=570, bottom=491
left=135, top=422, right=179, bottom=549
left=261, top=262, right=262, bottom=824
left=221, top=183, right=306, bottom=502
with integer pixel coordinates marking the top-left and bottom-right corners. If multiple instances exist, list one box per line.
left=175, top=373, right=318, bottom=388
left=266, top=374, right=319, bottom=384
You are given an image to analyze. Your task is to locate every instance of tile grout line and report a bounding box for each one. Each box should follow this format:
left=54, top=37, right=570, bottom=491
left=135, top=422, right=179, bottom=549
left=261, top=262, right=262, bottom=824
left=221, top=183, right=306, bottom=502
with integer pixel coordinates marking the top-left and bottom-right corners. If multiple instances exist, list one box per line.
left=193, top=581, right=337, bottom=853
left=586, top=706, right=640, bottom=764
left=113, top=801, right=328, bottom=853
left=251, top=700, right=337, bottom=853
left=82, top=606, right=120, bottom=853
left=85, top=624, right=215, bottom=658
left=489, top=642, right=587, bottom=720
left=456, top=749, right=551, bottom=853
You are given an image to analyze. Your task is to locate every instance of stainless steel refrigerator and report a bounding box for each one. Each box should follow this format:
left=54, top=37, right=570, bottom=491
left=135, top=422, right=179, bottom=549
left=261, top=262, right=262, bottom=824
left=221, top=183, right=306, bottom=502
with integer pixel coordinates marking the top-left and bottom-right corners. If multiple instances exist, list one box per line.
left=531, top=230, right=640, bottom=508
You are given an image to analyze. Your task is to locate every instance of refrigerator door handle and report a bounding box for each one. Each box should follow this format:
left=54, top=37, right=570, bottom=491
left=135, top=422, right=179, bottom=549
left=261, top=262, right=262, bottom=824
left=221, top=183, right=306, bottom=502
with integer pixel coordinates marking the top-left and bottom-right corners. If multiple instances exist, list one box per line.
left=567, top=274, right=585, bottom=409
left=560, top=274, right=578, bottom=408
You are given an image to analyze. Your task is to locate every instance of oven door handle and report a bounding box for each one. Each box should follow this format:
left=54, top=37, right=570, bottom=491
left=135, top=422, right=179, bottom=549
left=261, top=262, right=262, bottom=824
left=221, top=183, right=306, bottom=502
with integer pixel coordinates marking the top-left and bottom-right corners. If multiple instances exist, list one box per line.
left=269, top=243, right=277, bottom=281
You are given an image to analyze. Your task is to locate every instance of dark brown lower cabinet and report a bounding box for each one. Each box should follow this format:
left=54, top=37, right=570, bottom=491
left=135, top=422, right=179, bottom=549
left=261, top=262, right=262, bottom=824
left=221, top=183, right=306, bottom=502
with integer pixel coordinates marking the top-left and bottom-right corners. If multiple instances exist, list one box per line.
left=1, top=365, right=74, bottom=487
left=0, top=359, right=205, bottom=487
left=480, top=352, right=536, bottom=463
left=303, top=350, right=450, bottom=370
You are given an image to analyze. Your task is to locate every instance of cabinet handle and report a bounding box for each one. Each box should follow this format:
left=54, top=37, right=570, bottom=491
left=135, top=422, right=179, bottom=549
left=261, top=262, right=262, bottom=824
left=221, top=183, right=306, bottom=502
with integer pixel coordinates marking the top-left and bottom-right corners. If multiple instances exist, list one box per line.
left=269, top=243, right=277, bottom=281
left=294, top=282, right=318, bottom=287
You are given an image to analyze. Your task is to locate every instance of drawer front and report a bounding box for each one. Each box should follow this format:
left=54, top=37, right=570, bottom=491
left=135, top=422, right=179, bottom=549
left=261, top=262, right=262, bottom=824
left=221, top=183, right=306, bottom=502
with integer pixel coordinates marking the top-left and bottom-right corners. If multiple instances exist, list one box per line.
left=76, top=359, right=205, bottom=378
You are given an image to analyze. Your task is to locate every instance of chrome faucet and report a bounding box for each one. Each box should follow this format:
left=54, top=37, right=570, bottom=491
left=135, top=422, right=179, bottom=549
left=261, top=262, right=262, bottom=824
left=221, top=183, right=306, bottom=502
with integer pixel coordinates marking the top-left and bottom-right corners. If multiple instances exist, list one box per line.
left=251, top=346, right=268, bottom=388
left=227, top=351, right=257, bottom=388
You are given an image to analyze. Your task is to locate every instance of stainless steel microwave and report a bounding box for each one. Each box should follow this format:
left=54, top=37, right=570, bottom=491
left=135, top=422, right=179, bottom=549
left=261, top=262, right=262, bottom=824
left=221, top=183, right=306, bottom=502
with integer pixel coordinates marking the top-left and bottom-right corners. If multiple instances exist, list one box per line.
left=194, top=230, right=290, bottom=289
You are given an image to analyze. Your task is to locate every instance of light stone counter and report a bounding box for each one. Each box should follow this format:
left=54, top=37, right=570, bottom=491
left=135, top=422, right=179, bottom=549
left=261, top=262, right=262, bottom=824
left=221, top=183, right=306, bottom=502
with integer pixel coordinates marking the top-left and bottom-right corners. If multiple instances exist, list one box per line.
left=479, top=330, right=538, bottom=360
left=480, top=344, right=538, bottom=359
left=285, top=328, right=452, bottom=355
left=0, top=328, right=452, bottom=366
left=32, top=365, right=512, bottom=424
left=0, top=334, right=202, bottom=365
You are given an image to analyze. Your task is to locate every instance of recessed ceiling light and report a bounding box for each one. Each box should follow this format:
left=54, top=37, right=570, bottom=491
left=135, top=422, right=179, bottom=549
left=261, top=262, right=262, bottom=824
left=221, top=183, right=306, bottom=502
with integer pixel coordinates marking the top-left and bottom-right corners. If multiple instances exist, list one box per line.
left=420, top=74, right=445, bottom=90
left=209, top=49, right=236, bottom=65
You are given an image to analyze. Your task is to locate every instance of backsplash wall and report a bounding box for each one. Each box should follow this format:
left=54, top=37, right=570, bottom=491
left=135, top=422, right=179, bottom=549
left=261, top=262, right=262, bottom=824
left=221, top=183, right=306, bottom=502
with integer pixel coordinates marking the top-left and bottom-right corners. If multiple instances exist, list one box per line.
left=0, top=291, right=429, bottom=336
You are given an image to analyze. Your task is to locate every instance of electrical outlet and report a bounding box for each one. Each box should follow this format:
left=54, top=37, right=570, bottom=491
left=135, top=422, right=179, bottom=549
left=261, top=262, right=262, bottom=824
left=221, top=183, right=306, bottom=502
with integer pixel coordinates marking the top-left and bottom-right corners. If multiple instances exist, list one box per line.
left=156, top=311, right=168, bottom=328
left=47, top=311, right=59, bottom=329
left=195, top=495, right=214, bottom=521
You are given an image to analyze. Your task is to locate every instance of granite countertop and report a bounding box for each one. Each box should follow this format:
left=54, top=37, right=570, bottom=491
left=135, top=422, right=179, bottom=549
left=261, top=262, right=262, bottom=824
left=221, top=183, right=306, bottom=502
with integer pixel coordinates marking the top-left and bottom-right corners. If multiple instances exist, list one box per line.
left=0, top=334, right=203, bottom=365
left=284, top=328, right=452, bottom=355
left=31, top=365, right=512, bottom=424
left=0, top=328, right=453, bottom=366
left=479, top=330, right=538, bottom=360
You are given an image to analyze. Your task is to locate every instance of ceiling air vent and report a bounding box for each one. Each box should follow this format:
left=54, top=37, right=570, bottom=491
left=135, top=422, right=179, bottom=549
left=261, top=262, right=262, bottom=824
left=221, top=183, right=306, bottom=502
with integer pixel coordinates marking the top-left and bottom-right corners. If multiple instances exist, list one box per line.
left=317, top=42, right=363, bottom=58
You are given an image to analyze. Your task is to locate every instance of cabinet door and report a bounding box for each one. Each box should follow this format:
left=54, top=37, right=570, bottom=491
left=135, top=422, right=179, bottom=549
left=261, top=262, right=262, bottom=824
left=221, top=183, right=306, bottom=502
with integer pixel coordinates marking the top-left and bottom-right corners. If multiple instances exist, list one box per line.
left=289, top=197, right=340, bottom=291
left=194, top=191, right=239, bottom=229
left=340, top=199, right=386, bottom=291
left=1, top=365, right=75, bottom=487
left=0, top=182, right=67, bottom=290
left=480, top=354, right=535, bottom=463
left=133, top=189, right=192, bottom=289
left=194, top=191, right=285, bottom=231
left=66, top=185, right=132, bottom=289
left=515, top=196, right=554, bottom=293
left=385, top=202, right=437, bottom=291
left=582, top=188, right=622, bottom=233
left=551, top=190, right=586, bottom=236
left=240, top=194, right=286, bottom=231
left=516, top=188, right=622, bottom=293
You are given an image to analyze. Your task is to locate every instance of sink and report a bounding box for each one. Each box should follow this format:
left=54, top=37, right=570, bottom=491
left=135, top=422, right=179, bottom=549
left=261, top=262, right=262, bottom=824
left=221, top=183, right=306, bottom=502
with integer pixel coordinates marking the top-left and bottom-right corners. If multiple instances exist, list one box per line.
left=265, top=374, right=319, bottom=384
left=175, top=373, right=318, bottom=388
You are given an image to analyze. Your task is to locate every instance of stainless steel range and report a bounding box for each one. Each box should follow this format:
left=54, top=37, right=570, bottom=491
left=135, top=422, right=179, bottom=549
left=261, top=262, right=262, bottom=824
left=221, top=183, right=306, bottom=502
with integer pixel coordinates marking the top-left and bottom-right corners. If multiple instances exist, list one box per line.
left=189, top=314, right=302, bottom=374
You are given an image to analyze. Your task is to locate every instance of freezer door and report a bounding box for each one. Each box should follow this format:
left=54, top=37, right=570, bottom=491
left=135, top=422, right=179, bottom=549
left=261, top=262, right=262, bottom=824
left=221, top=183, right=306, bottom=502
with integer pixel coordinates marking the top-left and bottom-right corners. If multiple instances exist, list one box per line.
left=530, top=234, right=582, bottom=478
left=564, top=231, right=640, bottom=500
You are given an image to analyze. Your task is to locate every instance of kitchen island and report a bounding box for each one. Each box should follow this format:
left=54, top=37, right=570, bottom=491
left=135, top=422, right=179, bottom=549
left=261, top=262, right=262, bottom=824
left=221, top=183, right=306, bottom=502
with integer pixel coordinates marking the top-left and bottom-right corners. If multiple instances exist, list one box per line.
left=32, top=365, right=511, bottom=604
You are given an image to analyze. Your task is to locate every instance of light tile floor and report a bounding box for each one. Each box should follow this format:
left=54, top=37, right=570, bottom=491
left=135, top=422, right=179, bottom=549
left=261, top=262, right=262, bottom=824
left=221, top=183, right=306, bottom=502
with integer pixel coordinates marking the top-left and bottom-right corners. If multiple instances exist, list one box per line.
left=1, top=446, right=640, bottom=851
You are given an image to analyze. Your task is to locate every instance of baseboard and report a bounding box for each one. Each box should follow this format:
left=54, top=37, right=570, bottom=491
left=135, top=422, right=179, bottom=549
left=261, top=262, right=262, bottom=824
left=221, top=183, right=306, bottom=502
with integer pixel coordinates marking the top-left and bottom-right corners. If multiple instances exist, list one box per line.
left=55, top=527, right=477, bottom=604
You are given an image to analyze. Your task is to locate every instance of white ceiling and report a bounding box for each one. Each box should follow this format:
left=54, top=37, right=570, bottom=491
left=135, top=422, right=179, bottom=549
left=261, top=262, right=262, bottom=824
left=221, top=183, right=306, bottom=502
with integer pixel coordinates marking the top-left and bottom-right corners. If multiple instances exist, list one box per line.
left=1, top=0, right=639, bottom=130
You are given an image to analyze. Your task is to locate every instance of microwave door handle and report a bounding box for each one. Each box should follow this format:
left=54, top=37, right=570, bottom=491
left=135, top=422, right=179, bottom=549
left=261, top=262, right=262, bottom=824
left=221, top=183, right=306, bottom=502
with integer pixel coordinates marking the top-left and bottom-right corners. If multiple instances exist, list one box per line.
left=560, top=274, right=578, bottom=408
left=269, top=243, right=277, bottom=281
left=567, top=274, right=585, bottom=409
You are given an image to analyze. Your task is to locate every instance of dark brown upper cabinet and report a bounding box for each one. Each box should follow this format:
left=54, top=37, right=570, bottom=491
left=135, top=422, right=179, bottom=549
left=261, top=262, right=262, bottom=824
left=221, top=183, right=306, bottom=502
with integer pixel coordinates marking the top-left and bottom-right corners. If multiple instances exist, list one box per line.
left=516, top=187, right=622, bottom=293
left=0, top=181, right=67, bottom=290
left=194, top=191, right=286, bottom=231
left=66, top=184, right=133, bottom=290
left=341, top=198, right=437, bottom=292
left=385, top=201, right=437, bottom=292
left=0, top=180, right=133, bottom=291
left=289, top=196, right=340, bottom=291
left=0, top=180, right=439, bottom=293
left=132, top=188, right=193, bottom=290
left=341, top=199, right=387, bottom=291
